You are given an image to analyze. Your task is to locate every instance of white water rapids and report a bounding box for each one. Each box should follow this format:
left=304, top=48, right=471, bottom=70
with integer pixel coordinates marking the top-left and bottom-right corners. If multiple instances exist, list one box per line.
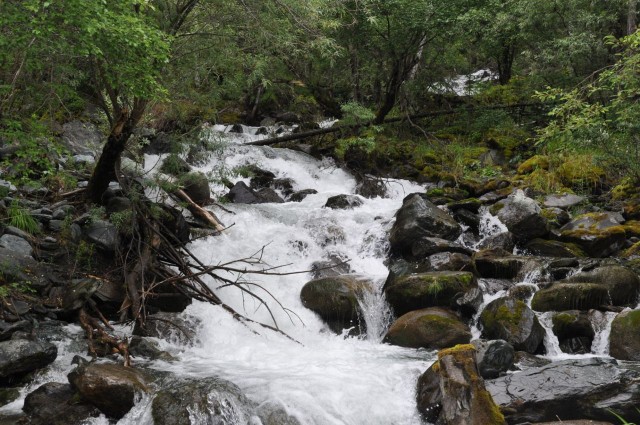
left=143, top=126, right=433, bottom=424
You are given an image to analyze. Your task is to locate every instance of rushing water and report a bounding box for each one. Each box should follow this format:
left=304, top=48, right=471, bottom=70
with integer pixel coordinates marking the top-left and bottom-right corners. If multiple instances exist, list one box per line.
left=140, top=126, right=433, bottom=424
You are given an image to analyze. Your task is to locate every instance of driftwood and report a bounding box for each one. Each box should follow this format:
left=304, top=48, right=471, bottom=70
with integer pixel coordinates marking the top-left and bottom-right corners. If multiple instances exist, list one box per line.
left=245, top=102, right=553, bottom=147
left=172, top=188, right=226, bottom=232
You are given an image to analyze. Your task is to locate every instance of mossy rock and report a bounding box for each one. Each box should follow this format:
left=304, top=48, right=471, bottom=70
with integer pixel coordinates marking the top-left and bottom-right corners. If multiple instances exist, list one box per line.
left=623, top=241, right=640, bottom=258
left=517, top=155, right=549, bottom=174
left=551, top=310, right=594, bottom=354
left=300, top=275, right=373, bottom=334
left=447, top=198, right=482, bottom=213
left=530, top=283, right=609, bottom=312
left=524, top=239, right=586, bottom=258
left=479, top=297, right=545, bottom=353
left=558, top=213, right=626, bottom=257
left=473, top=249, right=528, bottom=279
left=609, top=309, right=640, bottom=361
left=622, top=220, right=640, bottom=238
left=563, top=266, right=640, bottom=306
left=383, top=307, right=471, bottom=349
left=384, top=271, right=476, bottom=316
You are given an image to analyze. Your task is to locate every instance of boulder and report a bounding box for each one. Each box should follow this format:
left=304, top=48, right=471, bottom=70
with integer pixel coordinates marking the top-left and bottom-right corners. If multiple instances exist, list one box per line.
left=355, top=177, right=387, bottom=199
left=410, top=237, right=472, bottom=258
left=477, top=232, right=515, bottom=252
left=61, top=121, right=103, bottom=157
left=389, top=194, right=462, bottom=258
left=324, top=194, right=363, bottom=209
left=473, top=249, right=528, bottom=279
left=46, top=277, right=102, bottom=312
left=300, top=275, right=373, bottom=334
left=453, top=208, right=481, bottom=232
left=0, top=339, right=57, bottom=381
left=557, top=213, right=626, bottom=257
left=247, top=166, right=276, bottom=189
left=227, top=181, right=284, bottom=204
left=257, top=401, right=302, bottom=425
left=416, top=344, right=506, bottom=425
left=541, top=207, right=571, bottom=228
left=447, top=198, right=482, bottom=214
left=68, top=363, right=151, bottom=419
left=289, top=189, right=317, bottom=202
left=272, top=178, right=295, bottom=197
left=133, top=312, right=200, bottom=345
left=181, top=171, right=211, bottom=206
left=0, top=234, right=32, bottom=257
left=507, top=284, right=537, bottom=301
left=384, top=271, right=476, bottom=316
left=492, top=190, right=549, bottom=242
left=543, top=194, right=586, bottom=209
left=531, top=283, right=610, bottom=312
left=609, top=309, right=640, bottom=361
left=151, top=376, right=254, bottom=425
left=82, top=220, right=119, bottom=253
left=472, top=339, right=515, bottom=379
left=486, top=358, right=640, bottom=423
left=552, top=311, right=594, bottom=354
left=255, top=187, right=286, bottom=203
left=383, top=307, right=471, bottom=349
left=563, top=266, right=640, bottom=306
left=479, top=297, right=545, bottom=353
left=524, top=239, right=586, bottom=258
left=427, top=252, right=474, bottom=273
left=22, top=382, right=99, bottom=425
left=310, top=256, right=351, bottom=279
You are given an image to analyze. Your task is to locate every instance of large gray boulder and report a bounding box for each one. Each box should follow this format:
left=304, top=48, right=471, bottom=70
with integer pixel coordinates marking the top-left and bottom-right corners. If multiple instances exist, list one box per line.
left=82, top=220, right=119, bottom=253
left=491, top=190, right=549, bottom=242
left=151, top=376, right=255, bottom=425
left=557, top=212, right=626, bottom=257
left=300, top=275, right=373, bottom=334
left=0, top=234, right=32, bottom=257
left=472, top=339, right=515, bottom=379
left=479, top=297, right=545, bottom=353
left=486, top=358, right=640, bottom=423
left=389, top=194, right=462, bottom=258
left=22, top=382, right=99, bottom=425
left=61, top=121, right=103, bottom=157
left=0, top=339, right=57, bottom=381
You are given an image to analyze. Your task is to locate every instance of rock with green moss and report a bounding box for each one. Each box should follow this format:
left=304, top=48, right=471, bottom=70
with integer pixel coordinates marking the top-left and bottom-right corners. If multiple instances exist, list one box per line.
left=479, top=297, right=545, bottom=353
left=427, top=252, right=474, bottom=273
left=543, top=193, right=585, bottom=209
left=563, top=265, right=640, bottom=306
left=531, top=283, right=609, bottom=312
left=416, top=344, right=506, bottom=425
left=384, top=271, right=476, bottom=316
left=540, top=207, right=571, bottom=228
left=383, top=307, right=471, bottom=349
left=447, top=198, right=482, bottom=213
left=517, top=155, right=549, bottom=174
left=557, top=212, right=626, bottom=257
left=411, top=237, right=472, bottom=258
left=524, top=239, right=586, bottom=258
left=551, top=311, right=594, bottom=354
left=609, top=309, right=640, bottom=361
left=300, top=275, right=373, bottom=334
left=389, top=194, right=462, bottom=258
left=491, top=190, right=549, bottom=242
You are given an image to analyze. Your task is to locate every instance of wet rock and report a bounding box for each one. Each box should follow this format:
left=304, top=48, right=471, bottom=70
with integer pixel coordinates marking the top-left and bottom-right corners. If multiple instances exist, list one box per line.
left=524, top=239, right=586, bottom=257
left=0, top=388, right=19, bottom=407
left=23, top=382, right=100, bottom=425
left=128, top=336, right=176, bottom=361
left=356, top=176, right=387, bottom=199
left=383, top=307, right=471, bottom=349
left=507, top=284, right=537, bottom=301
left=324, top=194, right=363, bottom=209
left=0, top=320, right=31, bottom=342
left=61, top=121, right=103, bottom=157
left=411, top=237, right=472, bottom=258
left=557, top=212, right=626, bottom=257
left=456, top=287, right=484, bottom=315
left=542, top=207, right=572, bottom=228
left=552, top=311, right=594, bottom=354
left=417, top=345, right=506, bottom=425
left=385, top=271, right=477, bottom=316
left=479, top=297, right=545, bottom=353
left=227, top=181, right=284, bottom=204
left=310, top=256, right=351, bottom=279
left=68, top=363, right=151, bottom=419
left=133, top=312, right=200, bottom=345
left=246, top=166, right=276, bottom=189
left=563, top=266, right=640, bottom=306
left=272, top=178, right=295, bottom=197
left=300, top=275, right=373, bottom=334
left=473, top=249, right=528, bottom=279
left=151, top=375, right=254, bottom=425
left=491, top=190, right=549, bottom=242
left=289, top=189, right=317, bottom=202
left=427, top=252, right=474, bottom=273
left=609, top=309, right=640, bottom=361
left=0, top=339, right=57, bottom=381
left=157, top=204, right=190, bottom=246
left=447, top=197, right=482, bottom=214
left=514, top=351, right=552, bottom=368
left=477, top=232, right=515, bottom=252
left=531, top=282, right=609, bottom=312
left=544, top=194, right=586, bottom=209
left=486, top=357, right=640, bottom=423
left=0, top=234, right=32, bottom=257
left=255, top=187, right=285, bottom=203
left=389, top=194, right=462, bottom=258
left=82, top=220, right=119, bottom=253
left=257, top=401, right=302, bottom=425
left=453, top=208, right=481, bottom=232
left=182, top=171, right=211, bottom=206
left=472, top=339, right=515, bottom=379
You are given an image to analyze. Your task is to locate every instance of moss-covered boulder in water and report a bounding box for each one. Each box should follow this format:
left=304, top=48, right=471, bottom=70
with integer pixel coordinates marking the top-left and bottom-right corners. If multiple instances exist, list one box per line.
left=563, top=265, right=640, bottom=307
left=551, top=311, right=594, bottom=354
left=479, top=297, right=545, bottom=354
left=609, top=309, right=640, bottom=361
left=300, top=275, right=373, bottom=334
left=524, top=239, right=586, bottom=258
left=473, top=249, right=528, bottom=279
left=384, top=271, right=476, bottom=316
left=383, top=307, right=471, bottom=349
left=557, top=212, right=626, bottom=257
left=531, top=283, right=609, bottom=312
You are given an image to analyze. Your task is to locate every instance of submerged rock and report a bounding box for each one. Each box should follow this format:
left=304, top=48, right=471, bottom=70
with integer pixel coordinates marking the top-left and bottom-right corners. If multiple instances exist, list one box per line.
left=300, top=275, right=373, bottom=334
left=384, top=271, right=476, bottom=316
left=486, top=357, right=640, bottom=423
left=479, top=297, right=545, bottom=354
left=383, top=307, right=471, bottom=349
left=324, top=194, right=363, bottom=209
left=288, top=188, right=317, bottom=202
left=389, top=194, right=462, bottom=258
